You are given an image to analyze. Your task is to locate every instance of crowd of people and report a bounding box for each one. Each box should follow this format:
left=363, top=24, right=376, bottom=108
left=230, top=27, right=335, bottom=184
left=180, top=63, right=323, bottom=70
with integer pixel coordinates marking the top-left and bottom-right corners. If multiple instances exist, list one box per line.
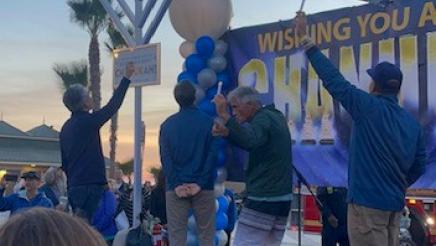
left=0, top=11, right=428, bottom=246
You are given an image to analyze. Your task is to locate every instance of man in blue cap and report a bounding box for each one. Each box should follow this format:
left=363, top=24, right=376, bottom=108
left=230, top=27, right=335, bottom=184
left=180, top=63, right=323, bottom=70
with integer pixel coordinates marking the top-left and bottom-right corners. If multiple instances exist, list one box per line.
left=0, top=172, right=53, bottom=214
left=295, top=12, right=426, bottom=246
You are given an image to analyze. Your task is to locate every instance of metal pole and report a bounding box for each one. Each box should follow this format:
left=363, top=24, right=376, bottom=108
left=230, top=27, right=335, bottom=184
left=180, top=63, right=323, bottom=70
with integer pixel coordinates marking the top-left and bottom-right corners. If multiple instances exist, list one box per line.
left=99, top=0, right=136, bottom=46
left=132, top=0, right=143, bottom=228
left=297, top=180, right=302, bottom=246
left=142, top=0, right=173, bottom=44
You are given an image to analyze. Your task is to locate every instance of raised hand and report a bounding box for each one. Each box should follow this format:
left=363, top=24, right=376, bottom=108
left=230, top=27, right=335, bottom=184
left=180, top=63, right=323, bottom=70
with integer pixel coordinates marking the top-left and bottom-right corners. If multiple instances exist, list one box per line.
left=125, top=62, right=135, bottom=79
left=294, top=11, right=308, bottom=38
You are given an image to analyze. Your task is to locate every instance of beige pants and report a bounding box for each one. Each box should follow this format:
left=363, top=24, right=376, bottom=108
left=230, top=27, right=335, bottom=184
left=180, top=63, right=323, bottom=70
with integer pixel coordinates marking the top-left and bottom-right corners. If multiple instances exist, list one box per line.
left=348, top=203, right=401, bottom=246
left=166, top=191, right=215, bottom=246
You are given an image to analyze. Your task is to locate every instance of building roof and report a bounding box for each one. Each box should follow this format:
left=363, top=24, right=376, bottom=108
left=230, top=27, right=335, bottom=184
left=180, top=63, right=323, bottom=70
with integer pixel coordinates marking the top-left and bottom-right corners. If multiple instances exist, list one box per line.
left=27, top=124, right=59, bottom=139
left=0, top=121, right=28, bottom=137
left=0, top=120, right=113, bottom=168
left=0, top=136, right=61, bottom=166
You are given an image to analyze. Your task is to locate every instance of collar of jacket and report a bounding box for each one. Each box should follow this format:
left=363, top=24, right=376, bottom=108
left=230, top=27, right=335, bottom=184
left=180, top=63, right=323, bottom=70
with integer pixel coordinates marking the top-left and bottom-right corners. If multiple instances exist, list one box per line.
left=18, top=190, right=44, bottom=201
left=179, top=105, right=197, bottom=111
left=377, top=94, right=399, bottom=104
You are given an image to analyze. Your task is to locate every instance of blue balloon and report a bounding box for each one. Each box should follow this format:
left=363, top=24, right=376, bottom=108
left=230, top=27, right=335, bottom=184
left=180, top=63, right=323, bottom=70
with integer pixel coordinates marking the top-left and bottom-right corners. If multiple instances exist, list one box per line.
left=215, top=212, right=228, bottom=230
left=178, top=71, right=196, bottom=83
left=196, top=36, right=215, bottom=58
left=217, top=72, right=232, bottom=90
left=198, top=99, right=216, bottom=116
left=187, top=231, right=199, bottom=246
left=217, top=196, right=229, bottom=213
left=186, top=54, right=206, bottom=74
left=206, top=86, right=218, bottom=100
left=217, top=150, right=226, bottom=168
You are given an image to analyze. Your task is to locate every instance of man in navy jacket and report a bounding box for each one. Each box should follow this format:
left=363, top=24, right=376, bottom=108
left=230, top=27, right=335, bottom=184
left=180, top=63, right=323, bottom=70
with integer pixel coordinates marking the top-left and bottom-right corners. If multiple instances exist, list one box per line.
left=159, top=81, right=217, bottom=246
left=295, top=12, right=426, bottom=246
left=60, top=63, right=134, bottom=222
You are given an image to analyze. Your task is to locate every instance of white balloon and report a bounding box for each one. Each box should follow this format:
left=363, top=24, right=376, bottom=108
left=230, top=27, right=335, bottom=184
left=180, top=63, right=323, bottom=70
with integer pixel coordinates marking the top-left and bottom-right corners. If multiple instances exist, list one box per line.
left=197, top=68, right=217, bottom=89
left=214, top=183, right=225, bottom=197
left=208, top=55, right=227, bottom=73
left=217, top=230, right=228, bottom=246
left=179, top=41, right=195, bottom=58
left=194, top=85, right=205, bottom=105
left=169, top=0, right=233, bottom=42
left=214, top=40, right=228, bottom=55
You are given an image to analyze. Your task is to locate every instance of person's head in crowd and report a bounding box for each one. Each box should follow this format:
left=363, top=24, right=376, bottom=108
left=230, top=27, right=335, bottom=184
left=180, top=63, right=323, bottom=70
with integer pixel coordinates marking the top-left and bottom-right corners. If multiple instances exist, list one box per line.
left=114, top=168, right=124, bottom=183
left=21, top=171, right=42, bottom=194
left=43, top=167, right=67, bottom=193
left=174, top=81, right=196, bottom=108
left=367, top=62, right=403, bottom=96
left=107, top=179, right=117, bottom=193
left=63, top=84, right=93, bottom=112
left=0, top=208, right=106, bottom=246
left=227, top=86, right=262, bottom=123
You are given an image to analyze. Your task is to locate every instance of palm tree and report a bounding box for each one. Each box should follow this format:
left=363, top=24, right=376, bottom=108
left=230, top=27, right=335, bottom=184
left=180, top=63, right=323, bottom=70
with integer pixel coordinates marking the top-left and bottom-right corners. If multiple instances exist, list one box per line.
left=104, top=22, right=131, bottom=169
left=53, top=61, right=89, bottom=91
left=67, top=0, right=110, bottom=110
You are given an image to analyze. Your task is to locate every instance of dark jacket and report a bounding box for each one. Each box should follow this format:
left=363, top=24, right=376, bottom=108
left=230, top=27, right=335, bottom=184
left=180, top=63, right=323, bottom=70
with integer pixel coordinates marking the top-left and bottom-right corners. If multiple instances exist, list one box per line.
left=159, top=106, right=218, bottom=191
left=225, top=105, right=293, bottom=197
left=149, top=186, right=167, bottom=224
left=39, top=184, right=59, bottom=206
left=0, top=189, right=53, bottom=214
left=60, top=78, right=130, bottom=187
left=306, top=46, right=427, bottom=211
left=316, top=187, right=348, bottom=228
left=92, top=190, right=117, bottom=238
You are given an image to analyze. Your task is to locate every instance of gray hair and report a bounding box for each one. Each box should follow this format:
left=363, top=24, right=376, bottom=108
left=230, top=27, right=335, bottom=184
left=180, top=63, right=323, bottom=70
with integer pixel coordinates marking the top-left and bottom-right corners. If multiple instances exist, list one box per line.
left=63, top=84, right=88, bottom=112
left=227, top=86, right=262, bottom=106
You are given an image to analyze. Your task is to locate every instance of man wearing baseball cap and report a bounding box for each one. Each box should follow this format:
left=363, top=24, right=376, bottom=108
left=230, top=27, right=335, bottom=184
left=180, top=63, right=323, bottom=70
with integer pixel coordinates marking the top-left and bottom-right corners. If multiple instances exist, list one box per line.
left=0, top=171, right=53, bottom=214
left=295, top=12, right=426, bottom=246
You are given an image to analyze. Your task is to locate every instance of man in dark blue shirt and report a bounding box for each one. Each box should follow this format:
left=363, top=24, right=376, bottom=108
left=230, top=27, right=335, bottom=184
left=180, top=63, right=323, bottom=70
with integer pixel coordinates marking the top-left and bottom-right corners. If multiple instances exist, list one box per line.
left=159, top=81, right=217, bottom=246
left=60, top=63, right=134, bottom=222
left=295, top=13, right=426, bottom=246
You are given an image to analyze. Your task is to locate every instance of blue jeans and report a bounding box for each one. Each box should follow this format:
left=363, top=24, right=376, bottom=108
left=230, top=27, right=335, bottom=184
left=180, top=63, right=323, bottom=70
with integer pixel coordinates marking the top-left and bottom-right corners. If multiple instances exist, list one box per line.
left=68, top=184, right=105, bottom=222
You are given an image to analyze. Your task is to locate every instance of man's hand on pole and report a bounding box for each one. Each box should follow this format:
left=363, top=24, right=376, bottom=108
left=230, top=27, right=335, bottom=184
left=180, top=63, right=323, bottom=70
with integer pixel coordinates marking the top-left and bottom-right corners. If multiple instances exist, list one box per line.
left=125, top=62, right=135, bottom=79
left=213, top=94, right=231, bottom=123
left=295, top=11, right=308, bottom=38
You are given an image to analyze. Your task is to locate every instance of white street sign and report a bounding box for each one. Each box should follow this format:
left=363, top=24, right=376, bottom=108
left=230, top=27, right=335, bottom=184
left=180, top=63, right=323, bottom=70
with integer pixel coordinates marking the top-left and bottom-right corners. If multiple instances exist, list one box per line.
left=113, top=43, right=161, bottom=87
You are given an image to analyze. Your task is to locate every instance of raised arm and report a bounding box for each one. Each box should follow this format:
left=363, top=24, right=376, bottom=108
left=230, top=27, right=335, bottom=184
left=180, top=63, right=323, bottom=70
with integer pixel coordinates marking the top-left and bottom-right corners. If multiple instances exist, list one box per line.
left=295, top=12, right=376, bottom=120
left=90, top=62, right=135, bottom=128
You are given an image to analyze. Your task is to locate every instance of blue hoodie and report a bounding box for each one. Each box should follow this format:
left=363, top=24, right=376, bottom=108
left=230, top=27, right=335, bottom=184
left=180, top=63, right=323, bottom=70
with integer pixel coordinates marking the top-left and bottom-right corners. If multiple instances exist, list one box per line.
left=92, top=190, right=117, bottom=239
left=306, top=46, right=427, bottom=211
left=0, top=189, right=53, bottom=214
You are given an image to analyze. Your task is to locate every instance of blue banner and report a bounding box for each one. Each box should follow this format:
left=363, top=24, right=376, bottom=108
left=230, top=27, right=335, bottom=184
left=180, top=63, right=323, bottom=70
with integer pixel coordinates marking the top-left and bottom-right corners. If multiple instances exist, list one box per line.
left=224, top=0, right=436, bottom=188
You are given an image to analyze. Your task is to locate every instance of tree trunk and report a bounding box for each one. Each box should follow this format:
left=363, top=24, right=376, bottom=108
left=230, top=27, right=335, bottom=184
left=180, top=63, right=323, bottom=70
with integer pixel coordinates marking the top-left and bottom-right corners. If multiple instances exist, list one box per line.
left=109, top=112, right=118, bottom=177
left=89, top=34, right=101, bottom=110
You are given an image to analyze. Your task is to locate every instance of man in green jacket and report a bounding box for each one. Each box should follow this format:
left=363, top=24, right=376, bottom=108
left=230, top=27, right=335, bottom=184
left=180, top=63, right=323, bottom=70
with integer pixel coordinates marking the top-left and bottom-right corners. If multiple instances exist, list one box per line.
left=213, top=86, right=293, bottom=246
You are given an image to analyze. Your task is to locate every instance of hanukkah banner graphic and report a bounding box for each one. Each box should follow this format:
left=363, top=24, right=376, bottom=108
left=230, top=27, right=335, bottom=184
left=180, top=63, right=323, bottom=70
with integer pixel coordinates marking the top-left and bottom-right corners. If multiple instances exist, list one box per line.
left=224, top=0, right=436, bottom=188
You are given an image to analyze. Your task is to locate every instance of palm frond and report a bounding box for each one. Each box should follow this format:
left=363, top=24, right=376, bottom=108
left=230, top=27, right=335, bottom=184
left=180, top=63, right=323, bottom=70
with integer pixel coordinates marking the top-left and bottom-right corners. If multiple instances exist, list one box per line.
left=53, top=60, right=89, bottom=91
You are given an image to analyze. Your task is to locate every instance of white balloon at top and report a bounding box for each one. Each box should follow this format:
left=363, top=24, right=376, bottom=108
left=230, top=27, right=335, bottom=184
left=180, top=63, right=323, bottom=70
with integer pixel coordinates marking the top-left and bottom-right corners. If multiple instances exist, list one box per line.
left=169, top=0, right=233, bottom=42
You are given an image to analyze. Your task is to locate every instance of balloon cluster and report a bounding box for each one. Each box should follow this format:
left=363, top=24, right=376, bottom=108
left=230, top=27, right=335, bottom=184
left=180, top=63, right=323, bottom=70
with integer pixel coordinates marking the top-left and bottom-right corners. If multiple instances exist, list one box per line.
left=178, top=36, right=232, bottom=246
left=177, top=36, right=232, bottom=117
